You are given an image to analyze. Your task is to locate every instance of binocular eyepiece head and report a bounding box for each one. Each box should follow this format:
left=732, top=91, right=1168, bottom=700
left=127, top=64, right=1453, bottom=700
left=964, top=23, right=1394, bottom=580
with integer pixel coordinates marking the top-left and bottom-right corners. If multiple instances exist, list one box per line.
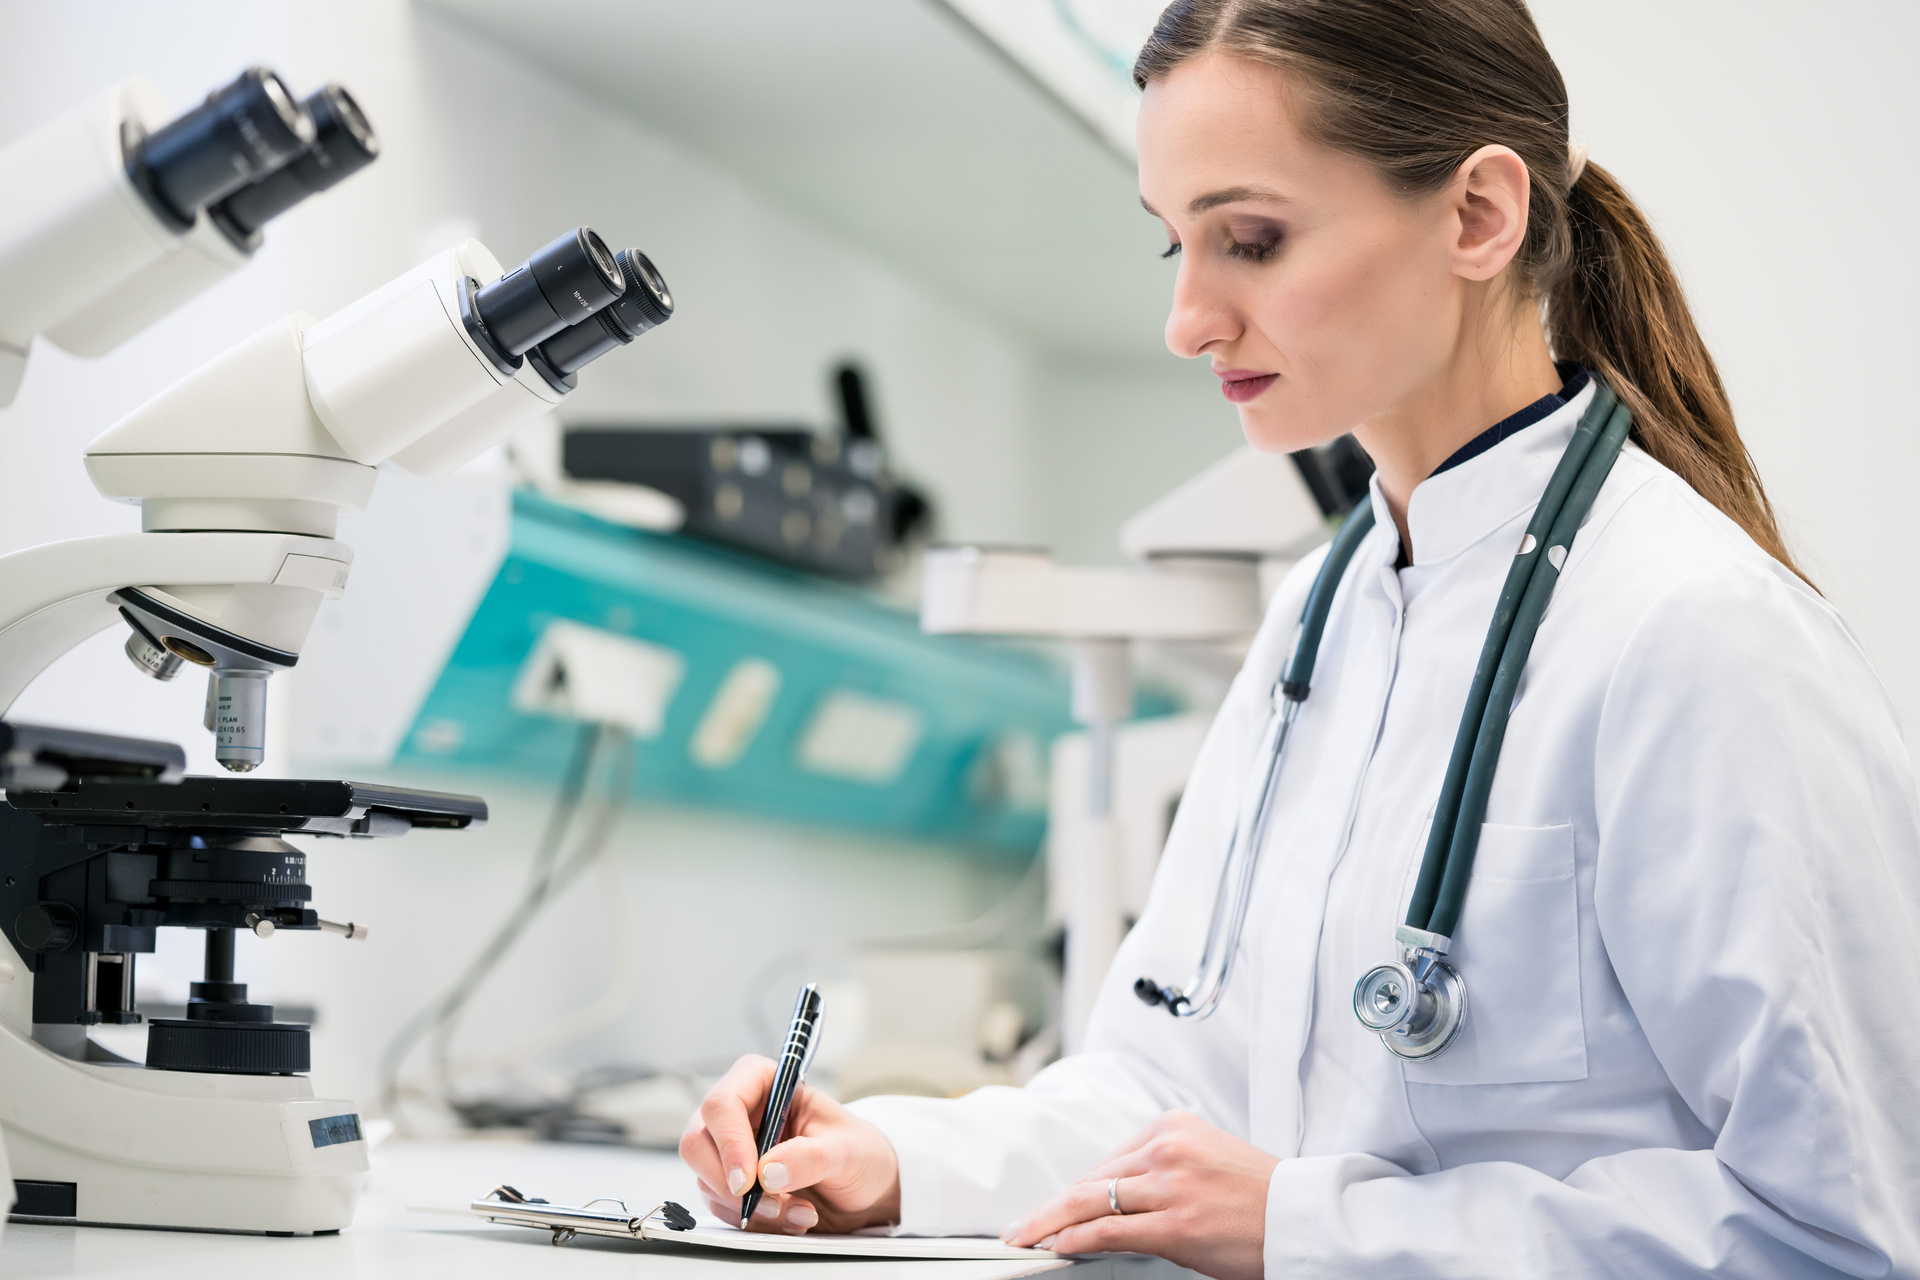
left=209, top=84, right=380, bottom=246
left=126, top=66, right=316, bottom=232
left=466, top=227, right=626, bottom=365
left=527, top=248, right=674, bottom=388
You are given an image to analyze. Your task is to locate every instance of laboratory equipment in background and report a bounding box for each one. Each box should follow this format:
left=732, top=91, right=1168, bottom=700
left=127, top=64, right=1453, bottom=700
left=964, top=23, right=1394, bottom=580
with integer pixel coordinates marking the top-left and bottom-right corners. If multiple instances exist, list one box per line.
left=922, top=436, right=1374, bottom=1050
left=0, top=66, right=379, bottom=406
left=0, top=778, right=484, bottom=1231
left=559, top=363, right=933, bottom=579
left=0, top=226, right=672, bottom=777
left=390, top=490, right=1077, bottom=852
left=0, top=225, right=668, bottom=1233
left=831, top=948, right=1040, bottom=1101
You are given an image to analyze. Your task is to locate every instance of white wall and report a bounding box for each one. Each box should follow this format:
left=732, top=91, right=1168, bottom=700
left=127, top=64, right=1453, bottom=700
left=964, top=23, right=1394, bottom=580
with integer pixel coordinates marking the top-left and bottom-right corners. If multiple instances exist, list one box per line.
left=1534, top=0, right=1920, bottom=743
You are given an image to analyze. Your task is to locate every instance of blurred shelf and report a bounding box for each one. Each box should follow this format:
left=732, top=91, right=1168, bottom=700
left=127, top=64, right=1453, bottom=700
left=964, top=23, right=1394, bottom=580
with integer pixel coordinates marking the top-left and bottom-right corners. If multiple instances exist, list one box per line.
left=416, top=0, right=1176, bottom=366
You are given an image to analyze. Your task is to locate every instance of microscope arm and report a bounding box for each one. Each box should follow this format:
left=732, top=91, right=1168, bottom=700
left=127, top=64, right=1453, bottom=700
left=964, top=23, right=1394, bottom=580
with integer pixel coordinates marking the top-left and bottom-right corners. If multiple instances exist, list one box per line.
left=0, top=530, right=348, bottom=716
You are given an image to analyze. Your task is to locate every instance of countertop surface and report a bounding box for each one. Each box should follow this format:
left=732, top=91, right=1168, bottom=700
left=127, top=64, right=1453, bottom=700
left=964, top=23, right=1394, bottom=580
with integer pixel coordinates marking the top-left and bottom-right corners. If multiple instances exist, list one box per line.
left=0, top=1138, right=1174, bottom=1280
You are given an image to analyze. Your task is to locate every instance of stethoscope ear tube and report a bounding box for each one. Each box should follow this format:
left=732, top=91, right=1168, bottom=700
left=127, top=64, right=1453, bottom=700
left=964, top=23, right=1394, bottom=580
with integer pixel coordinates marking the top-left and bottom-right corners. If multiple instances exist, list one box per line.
left=1365, top=385, right=1633, bottom=1062
left=1422, top=395, right=1633, bottom=939
left=1134, top=501, right=1379, bottom=1019
left=1403, top=382, right=1619, bottom=937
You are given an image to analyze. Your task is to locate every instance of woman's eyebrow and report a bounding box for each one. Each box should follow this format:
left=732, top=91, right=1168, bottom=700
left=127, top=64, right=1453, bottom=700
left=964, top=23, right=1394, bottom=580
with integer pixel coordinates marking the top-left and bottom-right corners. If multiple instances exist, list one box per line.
left=1189, top=185, right=1288, bottom=213
left=1140, top=185, right=1290, bottom=218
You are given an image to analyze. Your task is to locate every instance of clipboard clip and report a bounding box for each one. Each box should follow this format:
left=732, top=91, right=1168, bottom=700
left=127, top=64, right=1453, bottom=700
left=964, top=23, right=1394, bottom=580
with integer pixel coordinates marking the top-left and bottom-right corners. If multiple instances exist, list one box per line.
left=476, top=1184, right=697, bottom=1247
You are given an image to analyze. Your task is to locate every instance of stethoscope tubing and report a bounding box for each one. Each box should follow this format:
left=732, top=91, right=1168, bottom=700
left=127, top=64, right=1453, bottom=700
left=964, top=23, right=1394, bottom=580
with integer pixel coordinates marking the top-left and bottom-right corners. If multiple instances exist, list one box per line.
left=1150, top=503, right=1377, bottom=1018
left=1404, top=383, right=1625, bottom=938
left=1138, top=380, right=1632, bottom=1025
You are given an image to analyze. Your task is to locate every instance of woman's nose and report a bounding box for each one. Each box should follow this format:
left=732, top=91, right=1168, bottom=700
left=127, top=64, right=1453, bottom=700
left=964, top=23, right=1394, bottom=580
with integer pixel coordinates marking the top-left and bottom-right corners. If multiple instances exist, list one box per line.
left=1163, top=259, right=1239, bottom=359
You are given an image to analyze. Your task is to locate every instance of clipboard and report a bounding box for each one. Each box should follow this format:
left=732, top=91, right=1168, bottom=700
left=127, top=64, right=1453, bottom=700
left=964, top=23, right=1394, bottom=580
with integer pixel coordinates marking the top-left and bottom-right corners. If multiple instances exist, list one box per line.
left=470, top=1185, right=1061, bottom=1261
left=472, top=1185, right=696, bottom=1246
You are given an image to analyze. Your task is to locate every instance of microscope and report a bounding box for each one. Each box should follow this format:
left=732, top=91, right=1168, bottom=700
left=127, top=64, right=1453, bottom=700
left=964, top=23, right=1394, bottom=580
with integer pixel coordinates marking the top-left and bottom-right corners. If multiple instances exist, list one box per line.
left=0, top=66, right=379, bottom=407
left=0, top=201, right=674, bottom=1231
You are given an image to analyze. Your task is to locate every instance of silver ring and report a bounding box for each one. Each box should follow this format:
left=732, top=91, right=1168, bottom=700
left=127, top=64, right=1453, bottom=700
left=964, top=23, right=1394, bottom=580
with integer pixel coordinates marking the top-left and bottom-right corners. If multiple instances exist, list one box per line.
left=1107, top=1177, right=1123, bottom=1215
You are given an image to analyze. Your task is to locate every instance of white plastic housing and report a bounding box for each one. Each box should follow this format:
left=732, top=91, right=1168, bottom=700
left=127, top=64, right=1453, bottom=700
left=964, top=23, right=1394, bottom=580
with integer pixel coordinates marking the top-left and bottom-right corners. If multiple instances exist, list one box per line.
left=920, top=547, right=1261, bottom=640
left=87, top=315, right=376, bottom=538
left=0, top=530, right=351, bottom=718
left=1120, top=445, right=1328, bottom=559
left=0, top=78, right=188, bottom=402
left=390, top=353, right=567, bottom=478
left=43, top=213, right=250, bottom=357
left=301, top=240, right=512, bottom=464
left=0, top=1001, right=366, bottom=1231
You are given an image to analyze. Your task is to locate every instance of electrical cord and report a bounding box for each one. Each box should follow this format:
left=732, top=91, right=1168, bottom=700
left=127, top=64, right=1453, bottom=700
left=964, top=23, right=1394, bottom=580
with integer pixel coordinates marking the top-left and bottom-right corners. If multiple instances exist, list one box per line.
left=379, top=722, right=611, bottom=1128
left=432, top=732, right=639, bottom=1095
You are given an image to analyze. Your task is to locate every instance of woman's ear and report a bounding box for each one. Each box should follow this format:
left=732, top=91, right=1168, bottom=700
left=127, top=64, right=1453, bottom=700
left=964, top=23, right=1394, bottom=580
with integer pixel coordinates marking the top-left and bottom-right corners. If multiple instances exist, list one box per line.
left=1449, top=145, right=1532, bottom=282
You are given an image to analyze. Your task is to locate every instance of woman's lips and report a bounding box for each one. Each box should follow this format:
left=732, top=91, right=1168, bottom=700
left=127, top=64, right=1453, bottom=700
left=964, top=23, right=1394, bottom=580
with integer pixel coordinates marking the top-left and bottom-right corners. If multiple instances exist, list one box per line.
left=1216, top=368, right=1278, bottom=403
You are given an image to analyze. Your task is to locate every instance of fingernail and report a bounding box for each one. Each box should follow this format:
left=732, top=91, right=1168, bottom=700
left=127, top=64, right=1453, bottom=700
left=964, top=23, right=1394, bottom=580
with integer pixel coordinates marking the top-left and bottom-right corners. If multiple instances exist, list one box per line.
left=761, top=1161, right=789, bottom=1192
left=787, top=1201, right=818, bottom=1229
left=754, top=1199, right=781, bottom=1221
left=1001, top=1222, right=1024, bottom=1244
left=727, top=1167, right=749, bottom=1195
left=1038, top=1234, right=1057, bottom=1251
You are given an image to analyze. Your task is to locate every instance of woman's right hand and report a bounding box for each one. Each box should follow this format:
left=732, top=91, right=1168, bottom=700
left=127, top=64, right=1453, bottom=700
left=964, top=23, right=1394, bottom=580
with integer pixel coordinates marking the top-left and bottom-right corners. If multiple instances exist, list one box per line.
left=679, top=1053, right=902, bottom=1235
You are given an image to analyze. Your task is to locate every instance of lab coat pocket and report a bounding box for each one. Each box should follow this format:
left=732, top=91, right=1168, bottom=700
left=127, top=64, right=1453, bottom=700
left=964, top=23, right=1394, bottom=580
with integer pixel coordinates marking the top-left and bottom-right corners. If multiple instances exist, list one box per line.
left=1401, top=821, right=1587, bottom=1086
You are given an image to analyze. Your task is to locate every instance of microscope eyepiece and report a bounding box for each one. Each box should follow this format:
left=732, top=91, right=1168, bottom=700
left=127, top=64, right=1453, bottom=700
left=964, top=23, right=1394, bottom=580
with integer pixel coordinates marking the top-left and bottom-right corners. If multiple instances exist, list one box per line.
left=208, top=84, right=380, bottom=245
left=126, top=67, right=316, bottom=231
left=608, top=247, right=673, bottom=332
left=469, top=227, right=625, bottom=362
left=529, top=248, right=674, bottom=385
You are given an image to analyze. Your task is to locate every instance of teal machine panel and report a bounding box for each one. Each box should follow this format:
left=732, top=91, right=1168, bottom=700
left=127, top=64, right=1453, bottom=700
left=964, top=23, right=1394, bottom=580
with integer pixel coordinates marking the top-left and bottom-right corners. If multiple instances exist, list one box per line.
left=398, top=492, right=1077, bottom=856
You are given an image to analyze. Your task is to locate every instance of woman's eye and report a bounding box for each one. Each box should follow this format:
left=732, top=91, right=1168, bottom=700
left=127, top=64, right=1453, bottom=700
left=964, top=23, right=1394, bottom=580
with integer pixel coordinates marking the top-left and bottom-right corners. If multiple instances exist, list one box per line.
left=1226, top=236, right=1282, bottom=263
left=1160, top=241, right=1181, bottom=259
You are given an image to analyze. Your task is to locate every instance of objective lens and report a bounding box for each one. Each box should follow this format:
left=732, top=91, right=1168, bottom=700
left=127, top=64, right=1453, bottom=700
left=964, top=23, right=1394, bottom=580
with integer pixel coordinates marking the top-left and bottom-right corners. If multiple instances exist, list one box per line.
left=210, top=84, right=380, bottom=244
left=211, top=669, right=270, bottom=772
left=119, top=607, right=184, bottom=681
left=471, top=227, right=625, bottom=359
left=531, top=249, right=675, bottom=380
left=124, top=630, right=184, bottom=682
left=128, top=67, right=316, bottom=231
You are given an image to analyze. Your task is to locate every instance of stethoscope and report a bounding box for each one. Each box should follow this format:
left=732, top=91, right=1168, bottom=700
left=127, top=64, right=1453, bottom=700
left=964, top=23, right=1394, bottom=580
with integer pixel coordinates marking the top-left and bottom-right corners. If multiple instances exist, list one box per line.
left=1135, top=382, right=1632, bottom=1060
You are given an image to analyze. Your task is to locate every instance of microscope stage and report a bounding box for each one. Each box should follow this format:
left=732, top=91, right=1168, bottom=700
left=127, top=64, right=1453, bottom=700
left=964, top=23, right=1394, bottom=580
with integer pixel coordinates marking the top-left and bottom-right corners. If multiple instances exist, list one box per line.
left=5, top=776, right=486, bottom=837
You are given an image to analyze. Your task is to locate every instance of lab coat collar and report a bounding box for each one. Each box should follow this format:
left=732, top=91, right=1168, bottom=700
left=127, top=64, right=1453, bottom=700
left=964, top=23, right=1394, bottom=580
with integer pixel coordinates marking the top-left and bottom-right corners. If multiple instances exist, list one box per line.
left=1367, top=379, right=1601, bottom=569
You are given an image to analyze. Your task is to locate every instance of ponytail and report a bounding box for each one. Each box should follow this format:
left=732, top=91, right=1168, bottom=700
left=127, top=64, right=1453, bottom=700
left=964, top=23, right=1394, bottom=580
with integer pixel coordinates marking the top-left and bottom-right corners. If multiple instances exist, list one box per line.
left=1551, top=162, right=1807, bottom=582
left=1135, top=0, right=1809, bottom=586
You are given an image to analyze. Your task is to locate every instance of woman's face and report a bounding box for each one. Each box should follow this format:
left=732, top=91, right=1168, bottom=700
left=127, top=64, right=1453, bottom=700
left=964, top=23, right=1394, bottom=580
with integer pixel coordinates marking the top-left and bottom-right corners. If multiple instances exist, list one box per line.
left=1137, top=52, right=1469, bottom=453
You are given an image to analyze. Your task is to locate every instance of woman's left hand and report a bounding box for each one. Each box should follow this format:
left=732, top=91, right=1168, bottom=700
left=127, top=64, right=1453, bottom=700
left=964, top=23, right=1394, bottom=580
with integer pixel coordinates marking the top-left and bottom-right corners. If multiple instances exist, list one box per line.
left=999, top=1110, right=1278, bottom=1280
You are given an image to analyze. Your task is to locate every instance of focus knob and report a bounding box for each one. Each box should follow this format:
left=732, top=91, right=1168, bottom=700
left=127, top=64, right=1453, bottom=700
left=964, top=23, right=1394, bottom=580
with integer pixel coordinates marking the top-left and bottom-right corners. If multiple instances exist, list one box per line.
left=15, top=903, right=78, bottom=953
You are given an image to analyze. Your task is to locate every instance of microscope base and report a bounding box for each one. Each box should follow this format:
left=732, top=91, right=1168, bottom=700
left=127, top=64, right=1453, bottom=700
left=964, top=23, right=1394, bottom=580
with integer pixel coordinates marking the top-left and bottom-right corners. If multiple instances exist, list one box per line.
left=0, top=1018, right=366, bottom=1232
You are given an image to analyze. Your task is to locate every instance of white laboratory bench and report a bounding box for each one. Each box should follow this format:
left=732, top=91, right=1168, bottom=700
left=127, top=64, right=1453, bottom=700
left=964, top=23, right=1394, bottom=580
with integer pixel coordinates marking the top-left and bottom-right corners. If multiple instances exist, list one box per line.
left=0, top=1138, right=1192, bottom=1280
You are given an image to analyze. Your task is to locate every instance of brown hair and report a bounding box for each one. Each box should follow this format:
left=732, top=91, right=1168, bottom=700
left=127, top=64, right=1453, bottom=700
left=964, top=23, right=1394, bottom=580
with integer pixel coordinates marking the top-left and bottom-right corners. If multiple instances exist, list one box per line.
left=1135, top=0, right=1807, bottom=582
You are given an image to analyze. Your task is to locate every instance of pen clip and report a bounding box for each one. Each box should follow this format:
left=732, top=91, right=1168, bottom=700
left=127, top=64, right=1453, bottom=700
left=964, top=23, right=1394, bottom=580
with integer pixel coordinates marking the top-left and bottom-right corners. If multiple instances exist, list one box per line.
left=791, top=983, right=824, bottom=1080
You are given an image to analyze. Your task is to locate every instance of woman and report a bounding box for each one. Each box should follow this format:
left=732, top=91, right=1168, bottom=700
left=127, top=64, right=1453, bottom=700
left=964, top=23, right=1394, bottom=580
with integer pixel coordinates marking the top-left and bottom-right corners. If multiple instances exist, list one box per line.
left=682, top=1, right=1920, bottom=1274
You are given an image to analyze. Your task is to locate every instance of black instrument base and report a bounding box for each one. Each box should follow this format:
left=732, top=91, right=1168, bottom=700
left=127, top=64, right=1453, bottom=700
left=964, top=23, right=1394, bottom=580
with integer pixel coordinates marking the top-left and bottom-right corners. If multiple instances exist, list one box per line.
left=145, top=1018, right=310, bottom=1075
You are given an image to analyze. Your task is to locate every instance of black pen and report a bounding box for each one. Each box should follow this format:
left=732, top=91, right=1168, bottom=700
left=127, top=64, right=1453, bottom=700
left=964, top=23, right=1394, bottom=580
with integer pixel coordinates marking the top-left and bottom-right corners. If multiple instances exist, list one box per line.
left=741, top=983, right=824, bottom=1228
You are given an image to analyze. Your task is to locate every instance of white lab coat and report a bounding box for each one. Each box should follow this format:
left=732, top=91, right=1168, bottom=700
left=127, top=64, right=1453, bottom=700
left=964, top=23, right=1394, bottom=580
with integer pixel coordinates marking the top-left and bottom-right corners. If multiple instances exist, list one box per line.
left=849, top=382, right=1920, bottom=1277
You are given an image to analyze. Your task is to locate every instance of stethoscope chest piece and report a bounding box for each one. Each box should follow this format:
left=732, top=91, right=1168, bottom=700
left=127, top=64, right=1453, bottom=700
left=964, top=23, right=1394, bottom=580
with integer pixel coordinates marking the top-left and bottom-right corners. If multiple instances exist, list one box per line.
left=1353, top=940, right=1467, bottom=1061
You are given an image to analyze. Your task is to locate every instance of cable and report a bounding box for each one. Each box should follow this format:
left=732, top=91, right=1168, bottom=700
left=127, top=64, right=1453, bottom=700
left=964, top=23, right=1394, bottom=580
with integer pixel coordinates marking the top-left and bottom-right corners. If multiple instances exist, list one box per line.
left=434, top=733, right=640, bottom=1090
left=377, top=722, right=605, bottom=1128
